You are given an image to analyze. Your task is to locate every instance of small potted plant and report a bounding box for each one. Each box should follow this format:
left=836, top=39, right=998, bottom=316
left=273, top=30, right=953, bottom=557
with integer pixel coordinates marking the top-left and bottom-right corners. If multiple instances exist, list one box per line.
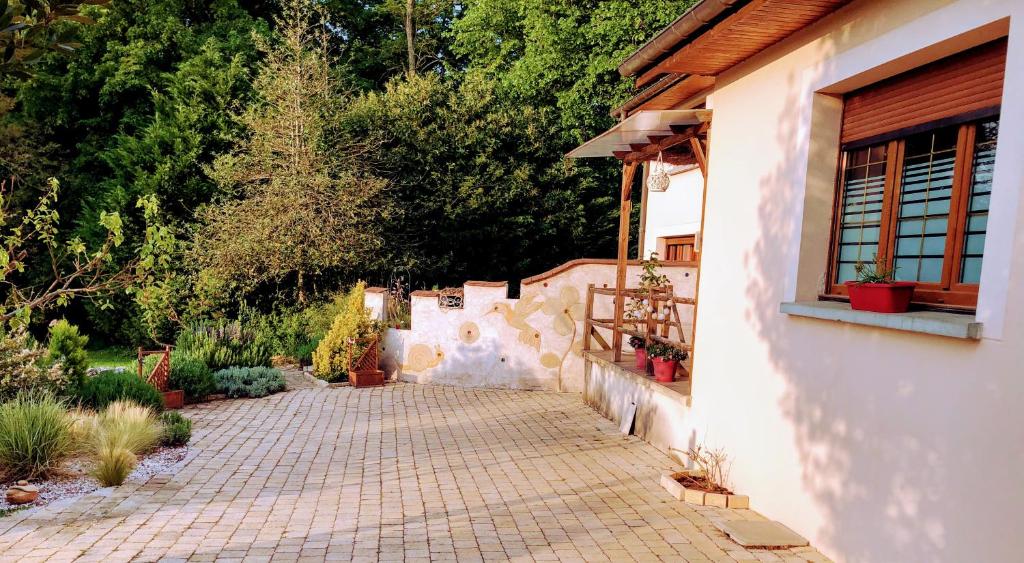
left=845, top=258, right=916, bottom=313
left=646, top=342, right=687, bottom=382
left=628, top=336, right=647, bottom=371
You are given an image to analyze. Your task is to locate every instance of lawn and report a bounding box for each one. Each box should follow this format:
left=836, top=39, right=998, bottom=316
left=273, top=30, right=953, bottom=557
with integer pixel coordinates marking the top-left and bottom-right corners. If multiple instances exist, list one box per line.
left=86, top=348, right=135, bottom=370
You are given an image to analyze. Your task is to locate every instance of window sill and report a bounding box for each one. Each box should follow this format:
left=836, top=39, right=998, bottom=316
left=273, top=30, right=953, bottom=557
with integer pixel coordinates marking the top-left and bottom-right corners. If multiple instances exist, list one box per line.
left=779, top=301, right=982, bottom=340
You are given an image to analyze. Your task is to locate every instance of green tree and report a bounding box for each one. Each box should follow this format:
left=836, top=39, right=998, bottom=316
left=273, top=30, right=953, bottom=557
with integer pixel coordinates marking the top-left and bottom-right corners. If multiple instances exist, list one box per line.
left=46, top=319, right=88, bottom=392
left=195, top=0, right=385, bottom=304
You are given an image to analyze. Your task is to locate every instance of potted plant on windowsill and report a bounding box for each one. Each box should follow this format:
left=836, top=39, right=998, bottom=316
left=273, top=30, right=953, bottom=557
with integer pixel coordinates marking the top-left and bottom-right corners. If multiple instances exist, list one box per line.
left=646, top=342, right=687, bottom=383
left=844, top=259, right=916, bottom=314
left=628, top=336, right=647, bottom=371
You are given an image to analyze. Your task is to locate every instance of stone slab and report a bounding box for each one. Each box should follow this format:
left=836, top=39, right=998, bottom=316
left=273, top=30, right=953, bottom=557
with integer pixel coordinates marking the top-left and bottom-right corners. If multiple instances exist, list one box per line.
left=780, top=301, right=982, bottom=340
left=715, top=520, right=809, bottom=548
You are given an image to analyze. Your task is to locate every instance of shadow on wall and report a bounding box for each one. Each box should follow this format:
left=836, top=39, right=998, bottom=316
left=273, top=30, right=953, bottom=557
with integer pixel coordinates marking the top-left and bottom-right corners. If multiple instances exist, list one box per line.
left=736, top=31, right=1020, bottom=562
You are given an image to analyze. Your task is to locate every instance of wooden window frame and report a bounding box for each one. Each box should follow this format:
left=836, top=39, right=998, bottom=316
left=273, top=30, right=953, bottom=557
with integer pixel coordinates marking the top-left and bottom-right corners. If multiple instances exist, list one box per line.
left=661, top=235, right=698, bottom=262
left=824, top=116, right=998, bottom=311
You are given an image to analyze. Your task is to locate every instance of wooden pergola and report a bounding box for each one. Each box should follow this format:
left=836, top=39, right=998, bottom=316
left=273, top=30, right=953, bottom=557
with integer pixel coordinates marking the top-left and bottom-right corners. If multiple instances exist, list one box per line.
left=568, top=109, right=711, bottom=363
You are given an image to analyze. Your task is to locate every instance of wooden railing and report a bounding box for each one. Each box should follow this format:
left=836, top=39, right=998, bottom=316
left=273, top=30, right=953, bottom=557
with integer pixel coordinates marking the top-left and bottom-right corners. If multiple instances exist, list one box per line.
left=138, top=346, right=172, bottom=392
left=583, top=284, right=694, bottom=361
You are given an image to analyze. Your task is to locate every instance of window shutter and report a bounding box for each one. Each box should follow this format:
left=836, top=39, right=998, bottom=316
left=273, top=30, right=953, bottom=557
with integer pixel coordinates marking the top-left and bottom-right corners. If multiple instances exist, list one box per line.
left=841, top=39, right=1006, bottom=145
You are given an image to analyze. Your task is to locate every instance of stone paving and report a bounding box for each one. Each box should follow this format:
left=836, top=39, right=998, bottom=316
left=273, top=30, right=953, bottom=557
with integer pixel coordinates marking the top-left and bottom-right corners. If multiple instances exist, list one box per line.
left=0, top=383, right=831, bottom=562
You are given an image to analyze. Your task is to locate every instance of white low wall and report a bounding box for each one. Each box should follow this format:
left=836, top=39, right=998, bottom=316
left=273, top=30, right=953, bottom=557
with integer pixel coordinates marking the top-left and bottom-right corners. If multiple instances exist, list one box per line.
left=584, top=352, right=693, bottom=464
left=373, top=259, right=697, bottom=393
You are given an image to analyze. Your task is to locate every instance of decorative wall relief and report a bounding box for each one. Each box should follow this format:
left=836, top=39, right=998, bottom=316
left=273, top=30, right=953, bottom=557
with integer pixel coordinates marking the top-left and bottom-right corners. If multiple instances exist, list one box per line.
left=459, top=322, right=480, bottom=344
left=538, top=285, right=587, bottom=391
left=487, top=294, right=544, bottom=350
left=403, top=343, right=445, bottom=372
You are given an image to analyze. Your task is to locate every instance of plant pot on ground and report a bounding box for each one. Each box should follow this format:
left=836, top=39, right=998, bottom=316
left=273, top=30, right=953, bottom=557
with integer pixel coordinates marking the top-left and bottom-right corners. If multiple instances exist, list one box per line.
left=628, top=336, right=647, bottom=371
left=845, top=259, right=916, bottom=313
left=646, top=342, right=687, bottom=383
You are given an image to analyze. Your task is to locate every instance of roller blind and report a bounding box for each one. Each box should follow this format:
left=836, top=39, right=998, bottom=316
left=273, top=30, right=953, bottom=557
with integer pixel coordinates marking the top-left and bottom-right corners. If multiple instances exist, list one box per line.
left=841, top=38, right=1006, bottom=145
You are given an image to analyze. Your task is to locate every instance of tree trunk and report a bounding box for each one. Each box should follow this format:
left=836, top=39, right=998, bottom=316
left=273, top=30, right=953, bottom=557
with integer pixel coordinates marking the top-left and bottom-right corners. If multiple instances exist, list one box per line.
left=405, top=0, right=416, bottom=75
left=298, top=269, right=306, bottom=305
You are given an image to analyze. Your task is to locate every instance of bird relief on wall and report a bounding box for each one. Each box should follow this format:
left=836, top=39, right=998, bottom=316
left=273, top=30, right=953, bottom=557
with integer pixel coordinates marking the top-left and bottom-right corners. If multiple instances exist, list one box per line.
left=486, top=293, right=544, bottom=349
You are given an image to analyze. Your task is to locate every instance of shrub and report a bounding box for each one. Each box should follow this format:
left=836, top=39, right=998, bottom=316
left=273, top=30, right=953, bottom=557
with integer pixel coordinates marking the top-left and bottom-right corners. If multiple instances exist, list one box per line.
left=77, top=371, right=164, bottom=412
left=159, top=411, right=192, bottom=447
left=0, top=329, right=68, bottom=401
left=0, top=392, right=74, bottom=479
left=214, top=367, right=285, bottom=398
left=313, top=283, right=379, bottom=382
left=92, top=401, right=162, bottom=455
left=176, top=312, right=273, bottom=371
left=47, top=320, right=89, bottom=393
left=142, top=353, right=161, bottom=378
left=169, top=351, right=214, bottom=402
left=92, top=446, right=136, bottom=487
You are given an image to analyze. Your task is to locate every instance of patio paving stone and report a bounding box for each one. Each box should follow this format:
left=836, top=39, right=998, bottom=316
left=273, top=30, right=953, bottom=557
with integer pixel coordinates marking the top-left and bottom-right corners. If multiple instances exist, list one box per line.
left=0, top=382, right=830, bottom=562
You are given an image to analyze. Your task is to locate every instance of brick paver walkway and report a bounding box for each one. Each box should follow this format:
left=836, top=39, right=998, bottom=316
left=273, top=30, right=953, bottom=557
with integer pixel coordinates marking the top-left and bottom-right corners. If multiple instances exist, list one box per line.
left=0, top=384, right=829, bottom=562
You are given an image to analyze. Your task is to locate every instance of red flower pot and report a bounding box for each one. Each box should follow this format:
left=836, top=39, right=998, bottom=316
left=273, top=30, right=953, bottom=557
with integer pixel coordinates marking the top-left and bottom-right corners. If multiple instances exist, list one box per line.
left=844, top=281, right=916, bottom=313
left=651, top=358, right=678, bottom=382
left=634, top=348, right=647, bottom=370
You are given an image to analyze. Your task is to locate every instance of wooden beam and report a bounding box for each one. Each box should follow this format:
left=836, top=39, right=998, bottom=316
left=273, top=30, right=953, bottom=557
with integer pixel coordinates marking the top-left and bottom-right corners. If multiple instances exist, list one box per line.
left=637, top=162, right=650, bottom=259
left=612, top=162, right=639, bottom=362
left=622, top=126, right=701, bottom=164
left=689, top=137, right=707, bottom=178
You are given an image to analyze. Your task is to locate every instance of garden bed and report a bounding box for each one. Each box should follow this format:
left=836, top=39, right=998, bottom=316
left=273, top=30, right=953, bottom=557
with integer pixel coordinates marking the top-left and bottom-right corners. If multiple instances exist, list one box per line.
left=660, top=469, right=749, bottom=508
left=0, top=446, right=187, bottom=515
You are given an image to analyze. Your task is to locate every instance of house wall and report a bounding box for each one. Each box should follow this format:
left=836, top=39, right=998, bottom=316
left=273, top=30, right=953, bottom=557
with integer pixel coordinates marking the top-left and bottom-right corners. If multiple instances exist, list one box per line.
left=376, top=260, right=697, bottom=393
left=672, top=0, right=1024, bottom=561
left=641, top=166, right=705, bottom=259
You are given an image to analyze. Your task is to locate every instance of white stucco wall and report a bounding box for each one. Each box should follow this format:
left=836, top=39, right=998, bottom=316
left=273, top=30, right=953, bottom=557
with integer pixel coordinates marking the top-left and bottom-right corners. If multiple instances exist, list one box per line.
left=667, top=0, right=1024, bottom=560
left=379, top=260, right=697, bottom=393
left=642, top=166, right=705, bottom=259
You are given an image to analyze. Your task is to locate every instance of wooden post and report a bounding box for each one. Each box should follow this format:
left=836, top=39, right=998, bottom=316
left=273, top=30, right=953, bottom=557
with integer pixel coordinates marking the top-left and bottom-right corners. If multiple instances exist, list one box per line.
left=584, top=284, right=595, bottom=352
left=613, top=162, right=639, bottom=362
left=689, top=134, right=710, bottom=376
left=637, top=162, right=650, bottom=259
left=137, top=347, right=143, bottom=377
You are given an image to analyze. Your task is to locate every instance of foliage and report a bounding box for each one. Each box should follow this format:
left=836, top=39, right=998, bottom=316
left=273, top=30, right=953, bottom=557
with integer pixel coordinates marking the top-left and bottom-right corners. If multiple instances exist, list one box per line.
left=47, top=319, right=89, bottom=392
left=91, top=445, right=134, bottom=486
left=76, top=370, right=163, bottom=412
left=0, top=391, right=74, bottom=479
left=7, top=0, right=268, bottom=341
left=0, top=328, right=66, bottom=400
left=213, top=366, right=285, bottom=398
left=91, top=400, right=161, bottom=454
left=854, top=257, right=898, bottom=284
left=88, top=400, right=161, bottom=485
left=342, top=71, right=609, bottom=287
left=645, top=341, right=686, bottom=362
left=0, top=0, right=110, bottom=77
left=167, top=351, right=214, bottom=402
left=175, top=314, right=273, bottom=371
left=626, top=253, right=670, bottom=321
left=313, top=283, right=378, bottom=382
left=194, top=0, right=385, bottom=304
left=159, top=410, right=191, bottom=447
left=628, top=336, right=645, bottom=350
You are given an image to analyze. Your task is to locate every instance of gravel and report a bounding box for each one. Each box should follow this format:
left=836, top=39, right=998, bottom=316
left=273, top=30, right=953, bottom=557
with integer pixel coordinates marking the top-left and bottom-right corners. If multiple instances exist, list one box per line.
left=0, top=446, right=188, bottom=514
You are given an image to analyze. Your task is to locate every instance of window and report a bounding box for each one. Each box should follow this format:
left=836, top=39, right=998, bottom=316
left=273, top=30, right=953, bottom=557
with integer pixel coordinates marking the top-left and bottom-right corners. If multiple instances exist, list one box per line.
left=828, top=118, right=999, bottom=308
left=826, top=38, right=1006, bottom=310
left=662, top=235, right=697, bottom=262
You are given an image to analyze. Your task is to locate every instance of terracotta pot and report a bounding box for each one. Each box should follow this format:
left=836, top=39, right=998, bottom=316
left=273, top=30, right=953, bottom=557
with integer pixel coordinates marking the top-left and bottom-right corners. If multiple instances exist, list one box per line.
left=844, top=281, right=916, bottom=313
left=633, top=348, right=647, bottom=371
left=651, top=358, right=678, bottom=382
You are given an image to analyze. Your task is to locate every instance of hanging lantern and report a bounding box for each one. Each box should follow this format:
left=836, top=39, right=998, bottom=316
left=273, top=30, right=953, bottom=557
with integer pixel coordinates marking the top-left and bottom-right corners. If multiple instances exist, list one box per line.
left=647, top=151, right=670, bottom=192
